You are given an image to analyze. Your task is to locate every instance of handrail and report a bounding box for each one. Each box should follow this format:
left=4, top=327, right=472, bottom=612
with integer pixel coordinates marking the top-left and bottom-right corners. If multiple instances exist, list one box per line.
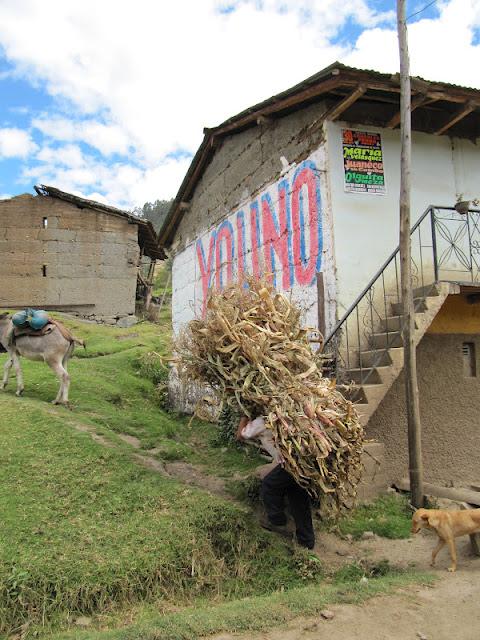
left=323, top=204, right=480, bottom=390
left=324, top=205, right=434, bottom=346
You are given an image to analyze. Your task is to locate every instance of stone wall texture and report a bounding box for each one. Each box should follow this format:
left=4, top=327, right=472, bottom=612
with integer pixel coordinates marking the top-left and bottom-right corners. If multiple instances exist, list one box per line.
left=0, top=194, right=140, bottom=320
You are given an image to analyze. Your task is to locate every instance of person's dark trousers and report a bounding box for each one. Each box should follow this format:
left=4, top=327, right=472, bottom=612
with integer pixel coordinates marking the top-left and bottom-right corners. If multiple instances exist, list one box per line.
left=260, top=464, right=315, bottom=549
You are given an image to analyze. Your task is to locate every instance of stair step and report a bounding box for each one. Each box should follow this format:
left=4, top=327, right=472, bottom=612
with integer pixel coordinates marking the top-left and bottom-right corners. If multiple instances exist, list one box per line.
left=344, top=383, right=384, bottom=404
left=391, top=298, right=427, bottom=315
left=359, top=349, right=393, bottom=368
left=413, top=283, right=440, bottom=298
left=343, top=386, right=367, bottom=403
left=345, top=367, right=383, bottom=385
left=354, top=403, right=370, bottom=425
left=371, top=331, right=402, bottom=349
left=381, top=315, right=419, bottom=332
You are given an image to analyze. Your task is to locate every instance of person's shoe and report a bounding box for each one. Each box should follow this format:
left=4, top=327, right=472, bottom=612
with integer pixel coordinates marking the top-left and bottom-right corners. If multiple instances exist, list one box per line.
left=260, top=516, right=293, bottom=539
left=298, top=540, right=315, bottom=550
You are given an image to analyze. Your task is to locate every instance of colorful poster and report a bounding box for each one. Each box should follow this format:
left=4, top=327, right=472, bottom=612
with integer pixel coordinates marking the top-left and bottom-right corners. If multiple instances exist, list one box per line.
left=342, top=129, right=386, bottom=195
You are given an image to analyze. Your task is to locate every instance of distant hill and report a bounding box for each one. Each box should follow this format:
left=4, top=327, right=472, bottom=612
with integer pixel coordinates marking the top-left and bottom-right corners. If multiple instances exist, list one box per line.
left=132, top=198, right=173, bottom=232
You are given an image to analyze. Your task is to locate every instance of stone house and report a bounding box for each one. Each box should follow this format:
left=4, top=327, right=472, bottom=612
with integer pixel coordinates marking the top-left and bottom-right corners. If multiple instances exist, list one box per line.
left=0, top=184, right=162, bottom=324
left=159, top=62, right=480, bottom=491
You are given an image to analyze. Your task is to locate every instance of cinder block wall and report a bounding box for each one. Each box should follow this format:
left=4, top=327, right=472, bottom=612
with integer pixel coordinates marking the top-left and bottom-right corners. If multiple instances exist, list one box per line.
left=0, top=194, right=139, bottom=320
left=171, top=100, right=336, bottom=337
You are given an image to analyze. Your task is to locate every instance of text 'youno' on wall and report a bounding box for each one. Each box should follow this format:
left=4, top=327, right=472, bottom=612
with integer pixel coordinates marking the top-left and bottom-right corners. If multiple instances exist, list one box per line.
left=195, top=158, right=324, bottom=316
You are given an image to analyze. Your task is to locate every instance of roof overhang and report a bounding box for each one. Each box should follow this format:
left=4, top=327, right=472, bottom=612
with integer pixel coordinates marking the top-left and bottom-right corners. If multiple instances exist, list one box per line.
left=158, top=62, right=480, bottom=251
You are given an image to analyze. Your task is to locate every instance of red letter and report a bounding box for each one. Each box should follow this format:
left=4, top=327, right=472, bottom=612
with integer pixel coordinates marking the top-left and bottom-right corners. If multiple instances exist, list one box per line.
left=261, top=190, right=291, bottom=289
left=291, top=163, right=322, bottom=286
left=196, top=232, right=216, bottom=317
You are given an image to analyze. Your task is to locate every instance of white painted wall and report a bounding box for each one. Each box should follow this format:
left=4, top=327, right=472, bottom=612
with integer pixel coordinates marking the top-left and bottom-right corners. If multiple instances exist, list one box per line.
left=326, top=120, right=480, bottom=318
left=172, top=145, right=336, bottom=336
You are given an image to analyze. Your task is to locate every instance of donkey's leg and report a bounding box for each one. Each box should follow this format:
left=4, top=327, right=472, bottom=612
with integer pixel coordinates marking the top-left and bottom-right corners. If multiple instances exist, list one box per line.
left=60, top=345, right=74, bottom=404
left=11, top=354, right=24, bottom=396
left=47, top=358, right=70, bottom=405
left=1, top=357, right=13, bottom=389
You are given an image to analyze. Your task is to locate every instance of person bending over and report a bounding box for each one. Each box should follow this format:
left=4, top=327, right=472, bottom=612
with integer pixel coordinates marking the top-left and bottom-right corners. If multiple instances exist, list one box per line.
left=236, top=415, right=315, bottom=550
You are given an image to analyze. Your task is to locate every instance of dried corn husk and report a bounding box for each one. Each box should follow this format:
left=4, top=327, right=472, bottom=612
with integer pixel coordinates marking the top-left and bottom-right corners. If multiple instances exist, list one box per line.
left=175, top=278, right=364, bottom=514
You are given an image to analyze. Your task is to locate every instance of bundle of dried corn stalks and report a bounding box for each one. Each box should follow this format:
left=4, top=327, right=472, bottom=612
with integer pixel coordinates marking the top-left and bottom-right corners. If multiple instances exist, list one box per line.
left=176, top=279, right=364, bottom=513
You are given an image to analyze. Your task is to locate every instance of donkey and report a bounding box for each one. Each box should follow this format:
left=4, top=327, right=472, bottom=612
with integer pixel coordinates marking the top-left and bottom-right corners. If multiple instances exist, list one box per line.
left=0, top=312, right=84, bottom=405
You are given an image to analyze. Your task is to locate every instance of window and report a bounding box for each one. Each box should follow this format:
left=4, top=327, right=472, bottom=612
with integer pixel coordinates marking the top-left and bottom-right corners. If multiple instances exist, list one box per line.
left=42, top=265, right=47, bottom=278
left=462, top=342, right=476, bottom=377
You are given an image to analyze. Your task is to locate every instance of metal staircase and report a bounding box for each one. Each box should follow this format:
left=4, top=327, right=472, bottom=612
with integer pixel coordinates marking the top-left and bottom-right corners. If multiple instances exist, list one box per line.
left=324, top=205, right=480, bottom=427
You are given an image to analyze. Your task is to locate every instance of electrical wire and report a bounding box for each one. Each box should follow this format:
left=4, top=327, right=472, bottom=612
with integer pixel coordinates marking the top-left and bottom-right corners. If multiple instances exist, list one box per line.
left=407, top=0, right=438, bottom=21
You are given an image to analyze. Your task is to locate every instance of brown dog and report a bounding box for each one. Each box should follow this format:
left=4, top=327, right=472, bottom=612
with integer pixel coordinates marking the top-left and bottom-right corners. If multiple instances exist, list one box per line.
left=412, top=507, right=480, bottom=572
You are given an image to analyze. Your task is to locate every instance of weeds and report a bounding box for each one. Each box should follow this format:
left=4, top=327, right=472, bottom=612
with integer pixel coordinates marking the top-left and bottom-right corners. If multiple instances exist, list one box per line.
left=335, top=494, right=412, bottom=540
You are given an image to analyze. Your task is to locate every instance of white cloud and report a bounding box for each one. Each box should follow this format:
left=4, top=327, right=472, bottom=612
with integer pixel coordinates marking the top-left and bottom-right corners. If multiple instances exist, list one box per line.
left=24, top=140, right=190, bottom=206
left=32, top=117, right=130, bottom=156
left=0, top=127, right=37, bottom=158
left=345, top=0, right=480, bottom=86
left=0, top=0, right=479, bottom=208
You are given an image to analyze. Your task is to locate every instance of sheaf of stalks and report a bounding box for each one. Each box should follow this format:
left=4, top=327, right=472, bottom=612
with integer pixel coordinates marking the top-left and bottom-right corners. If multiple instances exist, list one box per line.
left=175, top=278, right=364, bottom=515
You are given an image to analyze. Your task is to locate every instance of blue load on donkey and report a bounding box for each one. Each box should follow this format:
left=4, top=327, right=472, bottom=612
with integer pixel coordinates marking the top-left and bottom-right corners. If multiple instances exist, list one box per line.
left=12, top=308, right=50, bottom=331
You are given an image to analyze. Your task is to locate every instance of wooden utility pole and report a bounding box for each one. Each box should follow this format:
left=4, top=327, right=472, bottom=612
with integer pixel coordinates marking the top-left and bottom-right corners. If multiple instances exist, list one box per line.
left=397, top=0, right=424, bottom=508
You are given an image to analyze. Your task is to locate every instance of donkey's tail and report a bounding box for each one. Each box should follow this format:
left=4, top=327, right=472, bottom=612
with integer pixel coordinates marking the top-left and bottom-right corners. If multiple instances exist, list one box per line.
left=74, top=338, right=86, bottom=351
left=51, top=319, right=85, bottom=351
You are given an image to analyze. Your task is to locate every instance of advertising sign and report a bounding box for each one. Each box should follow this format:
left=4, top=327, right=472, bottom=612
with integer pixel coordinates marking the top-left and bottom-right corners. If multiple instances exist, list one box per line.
left=342, top=129, right=386, bottom=195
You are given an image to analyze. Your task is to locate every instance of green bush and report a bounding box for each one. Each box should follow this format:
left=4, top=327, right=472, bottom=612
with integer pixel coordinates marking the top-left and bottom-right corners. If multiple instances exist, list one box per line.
left=211, top=405, right=242, bottom=448
left=136, top=351, right=169, bottom=386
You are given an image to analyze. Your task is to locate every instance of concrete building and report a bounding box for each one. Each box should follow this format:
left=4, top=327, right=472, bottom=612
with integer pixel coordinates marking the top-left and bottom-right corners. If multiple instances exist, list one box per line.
left=159, top=63, right=480, bottom=490
left=0, top=185, right=162, bottom=324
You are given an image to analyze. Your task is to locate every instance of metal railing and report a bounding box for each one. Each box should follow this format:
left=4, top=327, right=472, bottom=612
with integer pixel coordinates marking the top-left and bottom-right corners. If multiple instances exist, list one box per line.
left=324, top=205, right=480, bottom=388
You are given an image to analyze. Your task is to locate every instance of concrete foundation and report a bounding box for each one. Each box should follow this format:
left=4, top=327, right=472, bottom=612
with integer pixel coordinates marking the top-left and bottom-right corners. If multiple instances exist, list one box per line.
left=367, top=333, right=480, bottom=487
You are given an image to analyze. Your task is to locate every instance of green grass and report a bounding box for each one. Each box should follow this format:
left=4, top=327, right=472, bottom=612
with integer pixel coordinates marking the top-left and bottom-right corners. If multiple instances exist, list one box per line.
left=335, top=494, right=413, bottom=540
left=0, top=313, right=428, bottom=639
left=152, top=261, right=172, bottom=297
left=0, top=313, right=316, bottom=637
left=51, top=568, right=434, bottom=640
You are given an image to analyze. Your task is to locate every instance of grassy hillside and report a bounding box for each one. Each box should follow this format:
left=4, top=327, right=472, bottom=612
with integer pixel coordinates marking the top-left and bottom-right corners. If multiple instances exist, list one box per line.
left=0, top=309, right=422, bottom=639
left=0, top=310, right=313, bottom=637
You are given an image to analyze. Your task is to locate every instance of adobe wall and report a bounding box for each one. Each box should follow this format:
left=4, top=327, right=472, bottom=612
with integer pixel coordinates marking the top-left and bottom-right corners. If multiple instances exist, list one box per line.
left=171, top=101, right=337, bottom=338
left=0, top=194, right=139, bottom=322
left=367, top=295, right=480, bottom=487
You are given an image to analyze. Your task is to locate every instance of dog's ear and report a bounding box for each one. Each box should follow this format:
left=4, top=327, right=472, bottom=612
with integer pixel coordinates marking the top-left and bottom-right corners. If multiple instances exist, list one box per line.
left=420, top=511, right=430, bottom=520
left=426, top=513, right=440, bottom=528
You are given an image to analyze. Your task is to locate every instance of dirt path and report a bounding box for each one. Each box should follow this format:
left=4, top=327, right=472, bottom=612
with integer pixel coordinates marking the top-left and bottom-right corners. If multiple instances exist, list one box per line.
left=57, top=409, right=234, bottom=500
left=210, top=533, right=480, bottom=640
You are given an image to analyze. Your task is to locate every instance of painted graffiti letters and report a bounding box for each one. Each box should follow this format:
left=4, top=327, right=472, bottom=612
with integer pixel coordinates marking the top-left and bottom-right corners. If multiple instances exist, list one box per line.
left=194, top=159, right=323, bottom=316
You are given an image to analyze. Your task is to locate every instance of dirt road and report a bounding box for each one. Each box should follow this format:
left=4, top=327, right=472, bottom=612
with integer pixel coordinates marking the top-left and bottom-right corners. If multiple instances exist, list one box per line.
left=211, top=531, right=480, bottom=640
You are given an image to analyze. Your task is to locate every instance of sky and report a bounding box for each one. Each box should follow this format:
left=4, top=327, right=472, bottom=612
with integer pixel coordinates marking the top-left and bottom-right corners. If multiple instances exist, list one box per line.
left=0, top=0, right=479, bottom=209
